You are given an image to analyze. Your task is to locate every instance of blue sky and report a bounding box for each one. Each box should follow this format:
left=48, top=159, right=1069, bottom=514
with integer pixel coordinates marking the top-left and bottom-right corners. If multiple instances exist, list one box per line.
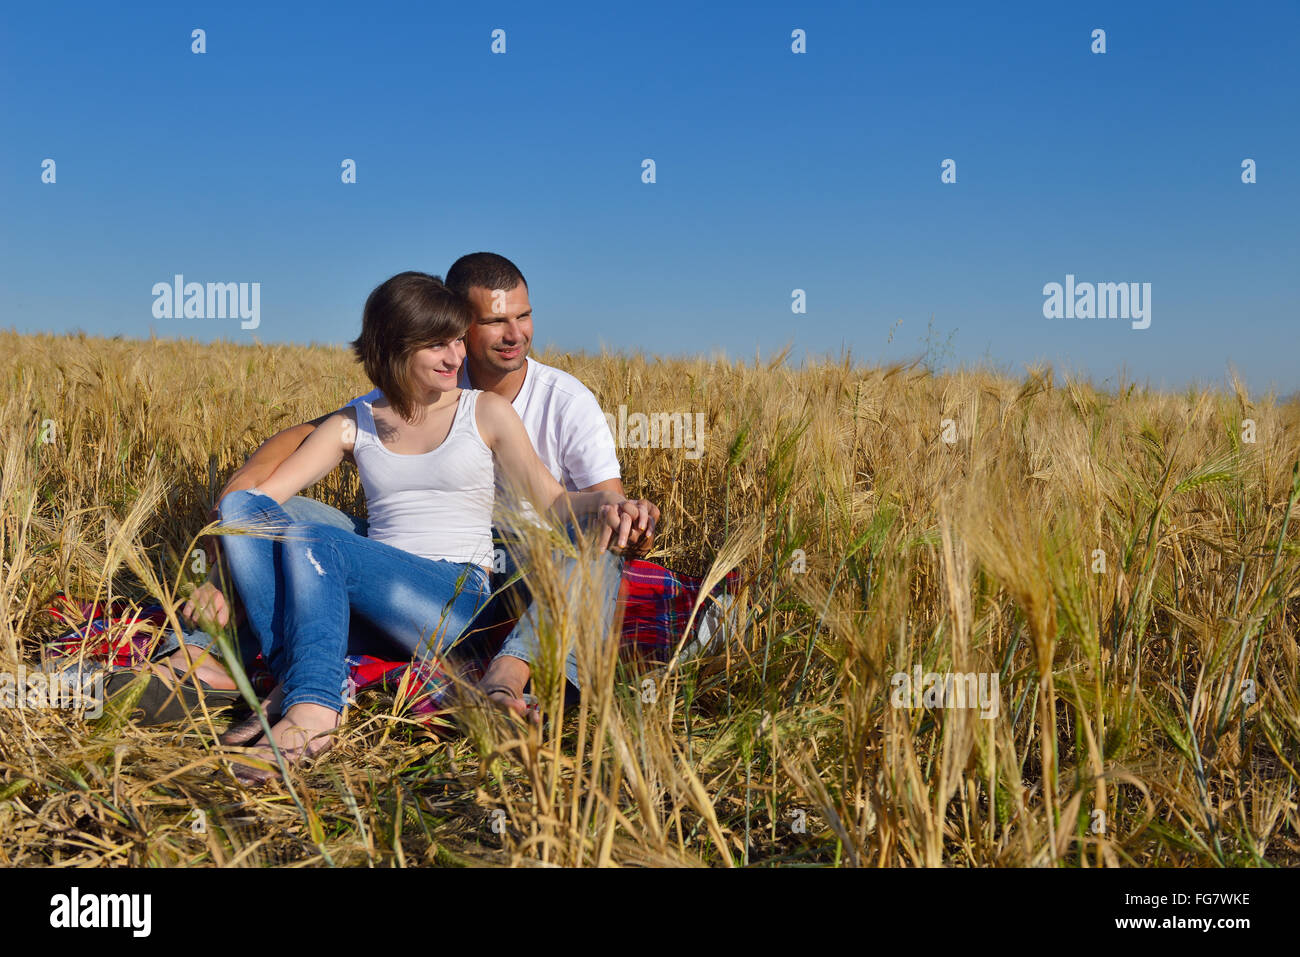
left=2, top=1, right=1296, bottom=392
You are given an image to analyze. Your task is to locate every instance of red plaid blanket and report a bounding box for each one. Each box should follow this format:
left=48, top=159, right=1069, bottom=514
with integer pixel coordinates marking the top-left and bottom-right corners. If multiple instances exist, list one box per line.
left=42, top=560, right=737, bottom=725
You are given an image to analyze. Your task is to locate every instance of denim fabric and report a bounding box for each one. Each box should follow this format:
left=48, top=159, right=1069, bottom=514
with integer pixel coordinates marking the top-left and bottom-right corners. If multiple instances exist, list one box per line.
left=165, top=494, right=625, bottom=700
left=216, top=489, right=489, bottom=712
left=152, top=495, right=368, bottom=664
left=494, top=550, right=623, bottom=690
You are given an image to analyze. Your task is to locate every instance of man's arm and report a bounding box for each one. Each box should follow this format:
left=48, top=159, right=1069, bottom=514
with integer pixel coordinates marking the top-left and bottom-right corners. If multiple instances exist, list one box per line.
left=555, top=387, right=661, bottom=554
left=215, top=410, right=339, bottom=505
left=255, top=410, right=352, bottom=504
left=583, top=477, right=625, bottom=498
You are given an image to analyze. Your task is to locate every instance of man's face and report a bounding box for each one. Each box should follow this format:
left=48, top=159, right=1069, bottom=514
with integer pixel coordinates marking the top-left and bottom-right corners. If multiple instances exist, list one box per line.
left=464, top=284, right=533, bottom=377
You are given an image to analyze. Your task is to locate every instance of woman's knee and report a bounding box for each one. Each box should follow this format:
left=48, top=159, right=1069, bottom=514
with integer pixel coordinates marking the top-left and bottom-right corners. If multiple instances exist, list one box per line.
left=216, top=488, right=278, bottom=525
left=282, top=496, right=364, bottom=534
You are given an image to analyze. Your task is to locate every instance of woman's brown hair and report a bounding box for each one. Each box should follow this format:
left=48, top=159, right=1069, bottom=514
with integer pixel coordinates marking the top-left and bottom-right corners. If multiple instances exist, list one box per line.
left=350, top=271, right=475, bottom=421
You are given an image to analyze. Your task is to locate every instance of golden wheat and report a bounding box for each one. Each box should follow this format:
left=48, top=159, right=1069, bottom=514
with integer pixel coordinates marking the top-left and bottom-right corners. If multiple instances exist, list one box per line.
left=1, top=330, right=1297, bottom=867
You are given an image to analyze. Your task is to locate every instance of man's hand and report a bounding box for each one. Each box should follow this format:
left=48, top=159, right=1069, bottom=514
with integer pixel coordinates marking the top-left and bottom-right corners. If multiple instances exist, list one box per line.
left=182, top=581, right=230, bottom=630
left=595, top=498, right=660, bottom=555
left=617, top=498, right=659, bottom=558
left=621, top=526, right=656, bottom=560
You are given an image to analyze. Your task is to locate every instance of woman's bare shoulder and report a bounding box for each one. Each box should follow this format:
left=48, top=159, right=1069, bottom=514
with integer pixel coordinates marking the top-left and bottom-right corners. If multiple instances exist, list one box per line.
left=315, top=407, right=359, bottom=451
left=473, top=390, right=522, bottom=444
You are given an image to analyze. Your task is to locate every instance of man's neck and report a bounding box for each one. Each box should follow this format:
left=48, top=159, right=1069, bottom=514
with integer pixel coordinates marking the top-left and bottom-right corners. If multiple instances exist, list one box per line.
left=466, top=357, right=530, bottom=404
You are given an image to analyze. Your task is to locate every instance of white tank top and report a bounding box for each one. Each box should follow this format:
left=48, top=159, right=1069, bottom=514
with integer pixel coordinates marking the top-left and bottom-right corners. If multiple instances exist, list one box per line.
left=351, top=389, right=495, bottom=568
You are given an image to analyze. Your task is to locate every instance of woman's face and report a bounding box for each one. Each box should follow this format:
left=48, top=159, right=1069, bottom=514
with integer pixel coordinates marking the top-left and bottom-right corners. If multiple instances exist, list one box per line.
left=409, top=336, right=466, bottom=396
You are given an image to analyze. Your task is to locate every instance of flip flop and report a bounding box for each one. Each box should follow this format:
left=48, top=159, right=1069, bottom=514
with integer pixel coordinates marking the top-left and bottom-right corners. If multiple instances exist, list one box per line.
left=226, top=735, right=332, bottom=787
left=219, top=705, right=283, bottom=746
left=482, top=686, right=543, bottom=726
left=104, top=669, right=244, bottom=726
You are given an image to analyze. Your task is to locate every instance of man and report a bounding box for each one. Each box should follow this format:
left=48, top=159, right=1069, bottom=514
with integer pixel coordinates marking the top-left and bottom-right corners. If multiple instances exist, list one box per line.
left=148, top=252, right=657, bottom=723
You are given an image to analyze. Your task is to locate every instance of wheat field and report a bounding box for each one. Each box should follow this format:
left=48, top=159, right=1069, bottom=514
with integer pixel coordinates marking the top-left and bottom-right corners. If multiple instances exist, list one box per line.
left=1, top=329, right=1297, bottom=867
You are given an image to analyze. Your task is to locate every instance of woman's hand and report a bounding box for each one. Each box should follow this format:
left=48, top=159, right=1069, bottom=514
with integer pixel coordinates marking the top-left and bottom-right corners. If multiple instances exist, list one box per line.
left=477, top=394, right=662, bottom=554
left=182, top=580, right=230, bottom=629
left=595, top=497, right=660, bottom=554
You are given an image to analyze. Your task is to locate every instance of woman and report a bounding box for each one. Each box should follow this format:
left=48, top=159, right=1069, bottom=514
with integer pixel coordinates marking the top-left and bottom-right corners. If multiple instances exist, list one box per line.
left=216, top=271, right=635, bottom=783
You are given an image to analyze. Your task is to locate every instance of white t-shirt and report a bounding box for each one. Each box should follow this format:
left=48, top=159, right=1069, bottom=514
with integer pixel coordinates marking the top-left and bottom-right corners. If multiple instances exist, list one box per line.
left=347, top=357, right=621, bottom=516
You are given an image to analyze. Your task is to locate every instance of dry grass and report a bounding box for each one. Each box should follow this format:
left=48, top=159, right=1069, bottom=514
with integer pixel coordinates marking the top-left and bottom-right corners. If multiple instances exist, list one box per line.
left=2, top=329, right=1298, bottom=867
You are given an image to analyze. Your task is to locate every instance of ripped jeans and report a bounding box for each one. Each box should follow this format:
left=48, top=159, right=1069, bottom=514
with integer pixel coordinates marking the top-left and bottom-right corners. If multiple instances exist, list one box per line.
left=214, top=489, right=490, bottom=713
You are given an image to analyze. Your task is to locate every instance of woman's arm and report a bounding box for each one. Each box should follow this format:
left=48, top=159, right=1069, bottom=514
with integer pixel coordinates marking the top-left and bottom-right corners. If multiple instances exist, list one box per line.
left=476, top=392, right=642, bottom=549
left=181, top=410, right=354, bottom=629
left=255, top=409, right=355, bottom=504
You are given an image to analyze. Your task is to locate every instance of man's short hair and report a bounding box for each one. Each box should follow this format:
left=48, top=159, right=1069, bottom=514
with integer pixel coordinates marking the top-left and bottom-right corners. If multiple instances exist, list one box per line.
left=445, top=252, right=528, bottom=298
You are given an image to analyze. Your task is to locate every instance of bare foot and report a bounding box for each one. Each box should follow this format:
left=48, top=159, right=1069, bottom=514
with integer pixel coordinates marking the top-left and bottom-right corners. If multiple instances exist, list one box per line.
left=228, top=702, right=339, bottom=786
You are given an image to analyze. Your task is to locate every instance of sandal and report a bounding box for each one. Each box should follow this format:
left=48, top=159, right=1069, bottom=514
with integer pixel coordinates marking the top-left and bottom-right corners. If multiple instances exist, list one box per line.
left=219, top=705, right=282, bottom=746
left=104, top=668, right=244, bottom=726
left=227, top=725, right=335, bottom=787
left=220, top=683, right=285, bottom=745
left=483, top=685, right=542, bottom=725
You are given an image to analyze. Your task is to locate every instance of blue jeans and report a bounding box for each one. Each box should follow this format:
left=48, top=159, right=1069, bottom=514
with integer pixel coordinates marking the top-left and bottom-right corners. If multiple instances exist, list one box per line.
left=495, top=549, right=622, bottom=690
left=154, top=495, right=369, bottom=665
left=215, top=489, right=490, bottom=713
